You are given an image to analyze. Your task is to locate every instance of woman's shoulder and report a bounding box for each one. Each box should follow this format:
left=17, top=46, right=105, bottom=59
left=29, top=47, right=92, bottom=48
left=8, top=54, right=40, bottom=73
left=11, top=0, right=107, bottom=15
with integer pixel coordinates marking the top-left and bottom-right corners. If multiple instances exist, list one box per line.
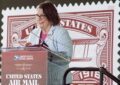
left=32, top=27, right=41, bottom=33
left=54, top=25, right=67, bottom=32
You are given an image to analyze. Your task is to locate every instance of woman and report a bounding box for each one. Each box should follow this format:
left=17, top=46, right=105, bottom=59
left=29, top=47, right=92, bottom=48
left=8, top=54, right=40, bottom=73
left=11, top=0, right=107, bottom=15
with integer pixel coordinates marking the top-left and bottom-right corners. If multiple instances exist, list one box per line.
left=26, top=1, right=73, bottom=85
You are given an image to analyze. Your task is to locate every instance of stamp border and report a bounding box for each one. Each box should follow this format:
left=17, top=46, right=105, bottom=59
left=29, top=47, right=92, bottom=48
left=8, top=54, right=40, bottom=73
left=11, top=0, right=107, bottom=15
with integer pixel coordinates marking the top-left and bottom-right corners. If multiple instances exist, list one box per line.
left=1, top=0, right=120, bottom=84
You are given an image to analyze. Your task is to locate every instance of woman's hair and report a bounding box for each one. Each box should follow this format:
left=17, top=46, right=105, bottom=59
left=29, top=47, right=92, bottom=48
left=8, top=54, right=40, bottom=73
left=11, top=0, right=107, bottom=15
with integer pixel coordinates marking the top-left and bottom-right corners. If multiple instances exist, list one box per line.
left=37, top=1, right=60, bottom=26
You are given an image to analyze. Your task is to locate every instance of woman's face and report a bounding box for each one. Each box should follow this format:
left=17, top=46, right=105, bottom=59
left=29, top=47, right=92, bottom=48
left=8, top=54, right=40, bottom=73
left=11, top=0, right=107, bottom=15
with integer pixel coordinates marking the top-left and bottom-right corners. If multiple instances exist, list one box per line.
left=36, top=8, right=50, bottom=30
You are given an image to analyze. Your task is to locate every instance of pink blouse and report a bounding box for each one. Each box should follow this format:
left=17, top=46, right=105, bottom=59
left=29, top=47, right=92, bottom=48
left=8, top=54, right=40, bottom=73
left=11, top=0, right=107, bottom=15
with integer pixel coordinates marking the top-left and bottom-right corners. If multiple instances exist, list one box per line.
left=41, top=33, right=47, bottom=40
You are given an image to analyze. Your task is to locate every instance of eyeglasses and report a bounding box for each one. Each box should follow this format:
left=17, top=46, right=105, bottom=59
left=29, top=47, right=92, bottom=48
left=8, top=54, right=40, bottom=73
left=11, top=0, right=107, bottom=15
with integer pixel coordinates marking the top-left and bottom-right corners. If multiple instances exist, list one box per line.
left=35, top=14, right=46, bottom=19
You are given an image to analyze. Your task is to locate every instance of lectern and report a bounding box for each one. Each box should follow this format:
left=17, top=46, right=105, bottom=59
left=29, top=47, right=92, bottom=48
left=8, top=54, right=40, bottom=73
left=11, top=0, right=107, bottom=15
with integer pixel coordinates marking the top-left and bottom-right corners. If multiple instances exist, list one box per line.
left=1, top=47, right=47, bottom=85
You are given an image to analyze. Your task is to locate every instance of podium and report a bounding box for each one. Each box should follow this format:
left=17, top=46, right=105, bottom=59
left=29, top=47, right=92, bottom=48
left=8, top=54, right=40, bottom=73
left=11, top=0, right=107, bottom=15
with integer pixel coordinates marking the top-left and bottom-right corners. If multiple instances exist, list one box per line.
left=1, top=47, right=47, bottom=85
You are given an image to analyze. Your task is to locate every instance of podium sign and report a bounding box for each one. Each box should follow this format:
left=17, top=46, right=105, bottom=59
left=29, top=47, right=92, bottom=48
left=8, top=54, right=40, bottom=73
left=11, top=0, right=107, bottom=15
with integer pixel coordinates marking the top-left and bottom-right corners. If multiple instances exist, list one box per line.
left=1, top=48, right=47, bottom=85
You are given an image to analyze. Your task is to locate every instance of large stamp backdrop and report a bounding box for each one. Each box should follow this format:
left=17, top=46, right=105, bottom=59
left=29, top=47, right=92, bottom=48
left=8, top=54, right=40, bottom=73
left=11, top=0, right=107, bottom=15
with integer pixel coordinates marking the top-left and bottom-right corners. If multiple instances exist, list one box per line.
left=1, top=1, right=119, bottom=85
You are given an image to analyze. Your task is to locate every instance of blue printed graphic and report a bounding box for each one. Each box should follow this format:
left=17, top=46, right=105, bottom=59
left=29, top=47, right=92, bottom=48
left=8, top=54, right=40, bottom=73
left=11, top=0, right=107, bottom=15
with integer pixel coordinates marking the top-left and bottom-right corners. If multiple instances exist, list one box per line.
left=14, top=56, right=19, bottom=60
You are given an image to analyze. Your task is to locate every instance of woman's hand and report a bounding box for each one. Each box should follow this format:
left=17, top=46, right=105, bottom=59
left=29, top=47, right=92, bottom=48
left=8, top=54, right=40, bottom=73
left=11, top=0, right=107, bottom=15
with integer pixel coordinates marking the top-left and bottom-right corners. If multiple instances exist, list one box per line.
left=25, top=42, right=32, bottom=47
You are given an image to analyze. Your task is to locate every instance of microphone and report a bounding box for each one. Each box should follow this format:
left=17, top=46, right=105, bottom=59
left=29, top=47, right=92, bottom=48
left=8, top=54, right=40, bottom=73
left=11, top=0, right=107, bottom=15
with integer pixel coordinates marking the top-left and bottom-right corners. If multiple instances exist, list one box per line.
left=32, top=26, right=35, bottom=30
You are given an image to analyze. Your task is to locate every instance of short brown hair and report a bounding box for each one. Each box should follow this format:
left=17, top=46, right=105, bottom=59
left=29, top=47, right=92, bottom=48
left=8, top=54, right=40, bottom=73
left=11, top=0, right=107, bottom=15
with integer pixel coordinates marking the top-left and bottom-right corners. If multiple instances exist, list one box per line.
left=37, top=1, right=60, bottom=26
